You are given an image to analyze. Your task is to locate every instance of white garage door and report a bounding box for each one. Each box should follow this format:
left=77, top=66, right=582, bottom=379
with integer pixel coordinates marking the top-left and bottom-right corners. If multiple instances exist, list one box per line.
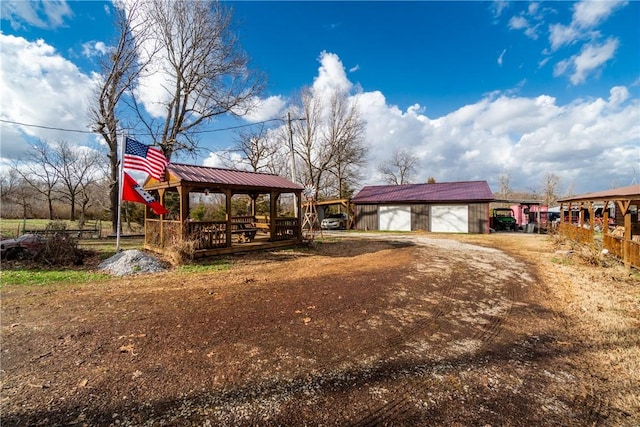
left=379, top=205, right=411, bottom=231
left=431, top=205, right=469, bottom=233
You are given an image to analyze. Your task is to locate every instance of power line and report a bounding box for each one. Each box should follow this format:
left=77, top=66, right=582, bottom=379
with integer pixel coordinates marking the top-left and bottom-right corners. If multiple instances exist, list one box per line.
left=0, top=118, right=94, bottom=134
left=0, top=117, right=303, bottom=137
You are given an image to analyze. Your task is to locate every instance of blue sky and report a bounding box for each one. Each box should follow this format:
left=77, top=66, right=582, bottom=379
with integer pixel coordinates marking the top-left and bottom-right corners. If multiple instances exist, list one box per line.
left=1, top=1, right=639, bottom=195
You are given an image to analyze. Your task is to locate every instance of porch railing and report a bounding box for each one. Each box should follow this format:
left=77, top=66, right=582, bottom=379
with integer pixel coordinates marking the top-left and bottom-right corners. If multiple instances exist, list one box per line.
left=558, top=222, right=593, bottom=245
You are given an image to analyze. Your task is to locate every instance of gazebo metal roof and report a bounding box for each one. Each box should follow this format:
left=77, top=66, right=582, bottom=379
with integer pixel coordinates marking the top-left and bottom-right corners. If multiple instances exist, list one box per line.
left=146, top=163, right=303, bottom=192
left=557, top=184, right=640, bottom=203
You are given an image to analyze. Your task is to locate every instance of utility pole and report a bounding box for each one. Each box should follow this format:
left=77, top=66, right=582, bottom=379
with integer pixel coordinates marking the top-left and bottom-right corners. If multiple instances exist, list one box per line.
left=287, top=112, right=299, bottom=218
left=287, top=112, right=297, bottom=184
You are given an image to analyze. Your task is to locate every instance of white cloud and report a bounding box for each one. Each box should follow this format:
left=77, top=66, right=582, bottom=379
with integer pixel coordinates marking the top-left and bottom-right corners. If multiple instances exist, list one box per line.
left=491, top=1, right=510, bottom=19
left=312, top=51, right=352, bottom=98
left=497, top=49, right=507, bottom=66
left=573, top=0, right=627, bottom=28
left=554, top=38, right=618, bottom=85
left=508, top=15, right=528, bottom=30
left=82, top=41, right=111, bottom=57
left=549, top=0, right=626, bottom=51
left=242, top=95, right=287, bottom=123
left=287, top=53, right=640, bottom=194
left=0, top=0, right=73, bottom=30
left=349, top=64, right=360, bottom=73
left=549, top=23, right=580, bottom=51
left=0, top=34, right=98, bottom=159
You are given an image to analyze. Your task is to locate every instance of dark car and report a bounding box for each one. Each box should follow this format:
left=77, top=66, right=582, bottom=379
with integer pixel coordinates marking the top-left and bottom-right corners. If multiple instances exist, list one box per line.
left=0, top=234, right=47, bottom=259
left=321, top=213, right=348, bottom=230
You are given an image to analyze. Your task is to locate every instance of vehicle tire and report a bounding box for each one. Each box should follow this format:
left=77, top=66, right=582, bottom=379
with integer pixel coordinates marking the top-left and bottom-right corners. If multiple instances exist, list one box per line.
left=5, top=247, right=24, bottom=260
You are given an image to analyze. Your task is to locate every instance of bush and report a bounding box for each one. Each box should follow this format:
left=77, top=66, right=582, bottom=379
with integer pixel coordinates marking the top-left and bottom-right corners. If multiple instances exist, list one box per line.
left=168, top=238, right=197, bottom=264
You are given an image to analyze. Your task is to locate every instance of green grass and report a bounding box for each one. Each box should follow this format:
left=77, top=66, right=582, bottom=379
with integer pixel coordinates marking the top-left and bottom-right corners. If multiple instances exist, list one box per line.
left=176, top=259, right=231, bottom=273
left=0, top=218, right=142, bottom=238
left=0, top=269, right=110, bottom=287
left=550, top=256, right=573, bottom=265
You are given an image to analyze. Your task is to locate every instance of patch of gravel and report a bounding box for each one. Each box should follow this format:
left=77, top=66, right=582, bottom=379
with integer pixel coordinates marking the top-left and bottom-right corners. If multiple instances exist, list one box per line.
left=98, top=249, right=167, bottom=276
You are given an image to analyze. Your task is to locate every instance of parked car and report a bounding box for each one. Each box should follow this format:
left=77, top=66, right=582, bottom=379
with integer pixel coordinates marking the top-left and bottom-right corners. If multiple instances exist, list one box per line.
left=321, top=213, right=348, bottom=230
left=0, top=234, right=47, bottom=259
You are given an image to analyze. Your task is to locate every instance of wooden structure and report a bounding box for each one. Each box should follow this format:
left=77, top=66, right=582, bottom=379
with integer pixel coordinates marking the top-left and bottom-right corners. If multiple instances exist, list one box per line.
left=143, top=163, right=303, bottom=257
left=558, top=184, right=640, bottom=269
left=314, top=198, right=354, bottom=229
left=352, top=181, right=494, bottom=233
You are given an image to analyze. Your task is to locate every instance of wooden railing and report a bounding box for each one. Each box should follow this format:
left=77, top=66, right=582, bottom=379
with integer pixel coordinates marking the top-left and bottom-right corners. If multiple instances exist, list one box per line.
left=604, top=233, right=640, bottom=269
left=145, top=216, right=301, bottom=252
left=558, top=222, right=593, bottom=245
left=145, top=219, right=181, bottom=248
left=273, top=217, right=300, bottom=241
left=185, top=220, right=227, bottom=250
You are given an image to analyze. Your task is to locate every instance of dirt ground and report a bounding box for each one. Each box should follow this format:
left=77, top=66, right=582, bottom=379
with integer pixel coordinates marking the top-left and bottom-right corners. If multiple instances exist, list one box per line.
left=1, top=232, right=639, bottom=426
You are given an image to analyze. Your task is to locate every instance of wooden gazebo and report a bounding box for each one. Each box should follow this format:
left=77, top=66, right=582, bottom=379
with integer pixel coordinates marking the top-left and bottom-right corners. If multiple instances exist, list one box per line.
left=557, top=184, right=640, bottom=269
left=142, top=163, right=303, bottom=257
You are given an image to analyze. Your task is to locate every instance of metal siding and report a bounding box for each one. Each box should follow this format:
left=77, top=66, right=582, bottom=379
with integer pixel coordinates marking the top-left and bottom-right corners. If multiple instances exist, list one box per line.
left=468, top=203, right=489, bottom=233
left=355, top=205, right=378, bottom=231
left=411, top=204, right=430, bottom=231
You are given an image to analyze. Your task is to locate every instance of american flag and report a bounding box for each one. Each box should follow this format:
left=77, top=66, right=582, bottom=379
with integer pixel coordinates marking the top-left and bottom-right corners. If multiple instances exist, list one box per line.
left=123, top=137, right=168, bottom=181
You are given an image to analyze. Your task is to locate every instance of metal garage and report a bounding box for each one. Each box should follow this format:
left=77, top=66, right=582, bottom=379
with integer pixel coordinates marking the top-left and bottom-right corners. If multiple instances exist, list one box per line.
left=352, top=181, right=494, bottom=234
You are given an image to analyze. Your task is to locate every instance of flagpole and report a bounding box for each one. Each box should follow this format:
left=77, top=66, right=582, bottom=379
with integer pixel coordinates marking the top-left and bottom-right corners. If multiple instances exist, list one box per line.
left=116, top=133, right=126, bottom=252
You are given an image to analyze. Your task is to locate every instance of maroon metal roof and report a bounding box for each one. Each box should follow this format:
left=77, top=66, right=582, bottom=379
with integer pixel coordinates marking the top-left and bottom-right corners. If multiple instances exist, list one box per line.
left=352, top=181, right=494, bottom=204
left=166, top=163, right=303, bottom=191
left=557, top=184, right=640, bottom=203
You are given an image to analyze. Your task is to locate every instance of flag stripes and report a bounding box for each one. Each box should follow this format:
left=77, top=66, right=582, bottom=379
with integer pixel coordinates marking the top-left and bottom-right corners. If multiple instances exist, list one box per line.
left=123, top=137, right=168, bottom=180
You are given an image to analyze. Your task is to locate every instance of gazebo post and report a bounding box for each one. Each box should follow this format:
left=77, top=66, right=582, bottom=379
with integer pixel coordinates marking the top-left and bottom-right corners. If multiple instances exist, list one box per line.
left=158, top=189, right=165, bottom=248
left=225, top=189, right=233, bottom=247
left=297, top=191, right=303, bottom=238
left=269, top=190, right=278, bottom=241
left=178, top=186, right=190, bottom=241
left=617, top=199, right=632, bottom=268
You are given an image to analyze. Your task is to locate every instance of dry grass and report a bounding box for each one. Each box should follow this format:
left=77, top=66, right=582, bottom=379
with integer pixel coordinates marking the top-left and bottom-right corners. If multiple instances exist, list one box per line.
left=452, top=232, right=640, bottom=418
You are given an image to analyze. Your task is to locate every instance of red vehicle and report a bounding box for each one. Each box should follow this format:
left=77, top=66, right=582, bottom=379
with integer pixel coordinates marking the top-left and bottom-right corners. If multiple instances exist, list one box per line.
left=0, top=234, right=47, bottom=259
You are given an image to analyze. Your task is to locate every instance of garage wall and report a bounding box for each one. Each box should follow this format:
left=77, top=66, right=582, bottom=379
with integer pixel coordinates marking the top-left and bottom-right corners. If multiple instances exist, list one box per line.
left=468, top=203, right=489, bottom=233
left=354, top=204, right=378, bottom=230
left=411, top=204, right=430, bottom=231
left=355, top=202, right=490, bottom=233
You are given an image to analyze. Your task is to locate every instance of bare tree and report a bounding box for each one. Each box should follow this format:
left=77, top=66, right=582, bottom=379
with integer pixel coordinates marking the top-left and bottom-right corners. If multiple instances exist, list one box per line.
left=290, top=87, right=325, bottom=197
left=497, top=173, right=511, bottom=199
left=232, top=124, right=280, bottom=172
left=288, top=87, right=366, bottom=199
left=133, top=0, right=265, bottom=160
left=12, top=140, right=60, bottom=219
left=324, top=92, right=367, bottom=199
left=89, top=1, right=152, bottom=233
left=542, top=172, right=561, bottom=207
left=0, top=170, right=39, bottom=220
left=52, top=140, right=104, bottom=223
left=378, top=148, right=419, bottom=185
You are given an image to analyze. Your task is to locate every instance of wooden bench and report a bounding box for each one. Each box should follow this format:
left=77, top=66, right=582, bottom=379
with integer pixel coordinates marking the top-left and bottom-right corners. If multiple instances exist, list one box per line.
left=232, top=228, right=258, bottom=242
left=231, top=222, right=258, bottom=242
